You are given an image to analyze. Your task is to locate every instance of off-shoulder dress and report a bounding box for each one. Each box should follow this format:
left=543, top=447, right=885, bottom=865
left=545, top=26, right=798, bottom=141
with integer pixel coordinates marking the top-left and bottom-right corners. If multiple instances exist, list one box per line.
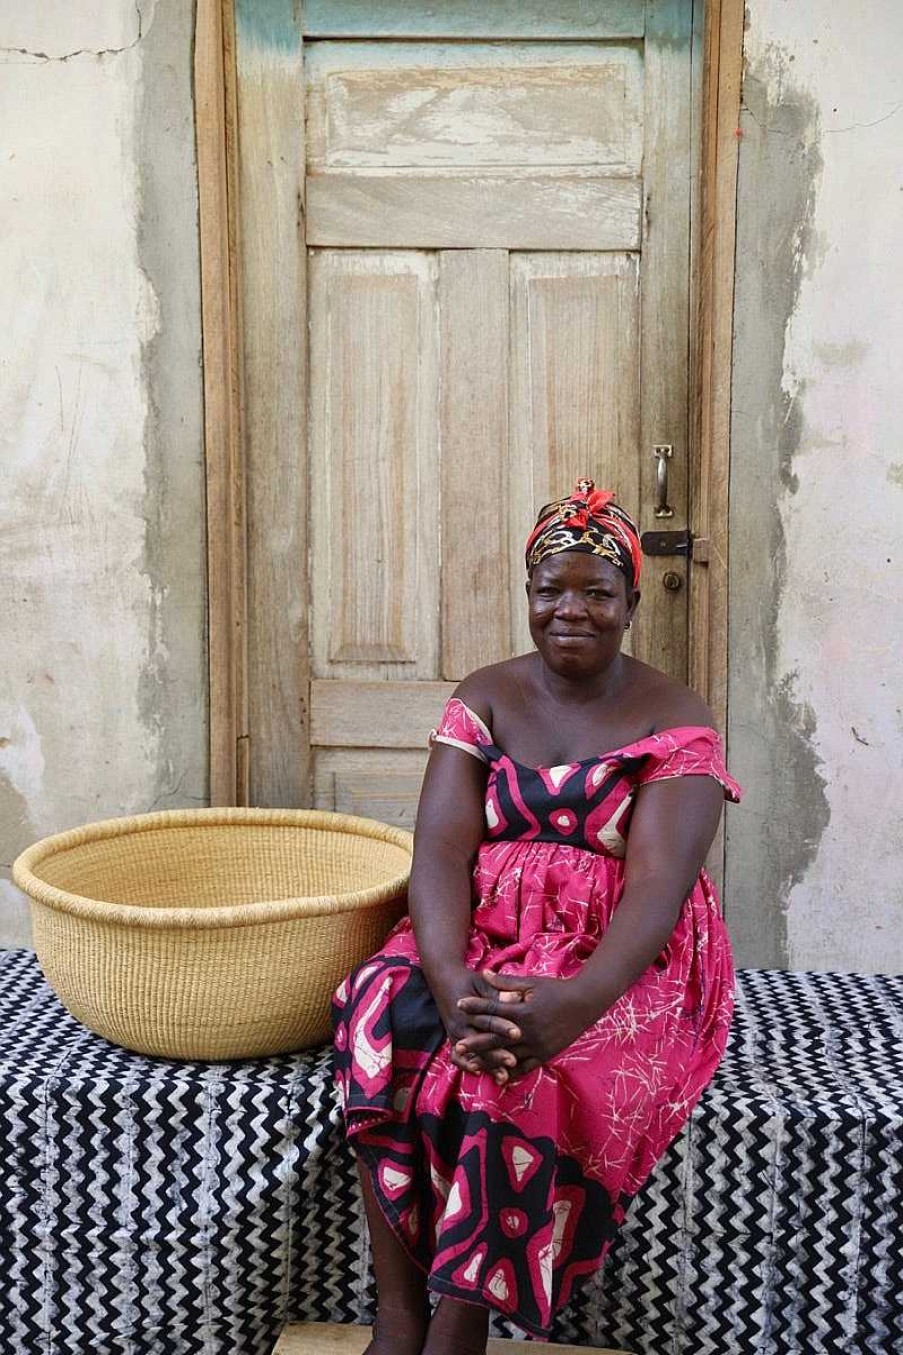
left=332, top=697, right=742, bottom=1338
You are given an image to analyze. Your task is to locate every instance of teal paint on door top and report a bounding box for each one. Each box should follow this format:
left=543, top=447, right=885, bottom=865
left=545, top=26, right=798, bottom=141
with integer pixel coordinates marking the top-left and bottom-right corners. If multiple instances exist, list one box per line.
left=235, top=0, right=302, bottom=54
left=301, top=0, right=645, bottom=40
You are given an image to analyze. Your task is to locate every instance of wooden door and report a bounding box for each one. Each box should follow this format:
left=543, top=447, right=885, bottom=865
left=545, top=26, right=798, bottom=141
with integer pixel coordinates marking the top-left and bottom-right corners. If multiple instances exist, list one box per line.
left=230, top=1, right=697, bottom=823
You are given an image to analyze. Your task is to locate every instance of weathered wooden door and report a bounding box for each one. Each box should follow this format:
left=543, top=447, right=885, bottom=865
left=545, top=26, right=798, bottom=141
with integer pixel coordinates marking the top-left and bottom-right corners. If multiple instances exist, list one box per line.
left=232, top=1, right=697, bottom=823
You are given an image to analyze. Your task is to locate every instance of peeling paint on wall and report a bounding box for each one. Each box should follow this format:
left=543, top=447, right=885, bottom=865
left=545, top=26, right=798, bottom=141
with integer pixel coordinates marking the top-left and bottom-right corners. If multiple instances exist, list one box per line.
left=729, top=2, right=903, bottom=973
left=0, top=0, right=206, bottom=947
left=136, top=0, right=207, bottom=813
left=727, top=44, right=831, bottom=968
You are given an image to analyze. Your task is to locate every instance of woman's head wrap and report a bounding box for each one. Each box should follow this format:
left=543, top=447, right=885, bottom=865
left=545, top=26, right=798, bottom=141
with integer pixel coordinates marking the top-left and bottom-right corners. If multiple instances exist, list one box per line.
left=525, top=479, right=642, bottom=588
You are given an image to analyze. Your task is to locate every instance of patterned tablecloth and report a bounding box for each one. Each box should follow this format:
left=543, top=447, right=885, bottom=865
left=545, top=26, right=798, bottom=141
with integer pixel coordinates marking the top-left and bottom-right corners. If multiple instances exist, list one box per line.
left=1, top=948, right=901, bottom=1354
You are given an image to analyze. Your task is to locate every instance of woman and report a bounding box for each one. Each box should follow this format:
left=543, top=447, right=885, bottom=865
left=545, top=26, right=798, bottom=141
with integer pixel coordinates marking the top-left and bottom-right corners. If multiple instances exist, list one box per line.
left=333, top=481, right=741, bottom=1354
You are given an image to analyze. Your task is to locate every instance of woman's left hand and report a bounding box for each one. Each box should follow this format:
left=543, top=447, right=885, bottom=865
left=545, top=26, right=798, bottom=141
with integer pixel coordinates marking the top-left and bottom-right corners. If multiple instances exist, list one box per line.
left=456, top=970, right=602, bottom=1079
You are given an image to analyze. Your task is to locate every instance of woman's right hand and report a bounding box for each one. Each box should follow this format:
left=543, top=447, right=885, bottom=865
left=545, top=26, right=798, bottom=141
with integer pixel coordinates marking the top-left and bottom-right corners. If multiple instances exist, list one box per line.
left=430, top=966, right=523, bottom=1084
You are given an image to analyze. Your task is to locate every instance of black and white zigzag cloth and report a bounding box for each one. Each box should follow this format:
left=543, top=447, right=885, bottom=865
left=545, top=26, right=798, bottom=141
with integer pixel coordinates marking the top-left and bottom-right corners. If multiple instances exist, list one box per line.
left=1, top=949, right=902, bottom=1354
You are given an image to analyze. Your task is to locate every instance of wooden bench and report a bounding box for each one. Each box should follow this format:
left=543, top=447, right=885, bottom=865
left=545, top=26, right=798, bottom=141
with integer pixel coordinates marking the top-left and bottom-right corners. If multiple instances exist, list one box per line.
left=2, top=950, right=900, bottom=1354
left=273, top=1324, right=630, bottom=1354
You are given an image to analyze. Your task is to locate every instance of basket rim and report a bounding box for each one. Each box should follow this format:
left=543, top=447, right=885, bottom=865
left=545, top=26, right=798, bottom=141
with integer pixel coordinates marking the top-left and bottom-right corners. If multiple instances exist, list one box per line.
left=12, top=807, right=412, bottom=932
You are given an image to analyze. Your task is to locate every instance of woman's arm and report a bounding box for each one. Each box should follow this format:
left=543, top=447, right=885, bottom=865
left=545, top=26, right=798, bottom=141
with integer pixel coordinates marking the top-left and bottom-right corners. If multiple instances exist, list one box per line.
left=409, top=741, right=486, bottom=990
left=457, top=773, right=725, bottom=1075
left=411, top=739, right=523, bottom=1075
left=570, top=773, right=724, bottom=1010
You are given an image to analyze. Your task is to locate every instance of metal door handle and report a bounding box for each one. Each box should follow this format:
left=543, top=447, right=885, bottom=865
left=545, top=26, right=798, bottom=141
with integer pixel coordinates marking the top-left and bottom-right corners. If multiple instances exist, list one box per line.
left=653, top=445, right=674, bottom=519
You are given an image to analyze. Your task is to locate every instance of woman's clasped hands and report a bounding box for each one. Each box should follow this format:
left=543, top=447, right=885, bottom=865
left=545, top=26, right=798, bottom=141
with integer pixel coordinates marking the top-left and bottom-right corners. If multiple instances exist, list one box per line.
left=437, top=968, right=601, bottom=1085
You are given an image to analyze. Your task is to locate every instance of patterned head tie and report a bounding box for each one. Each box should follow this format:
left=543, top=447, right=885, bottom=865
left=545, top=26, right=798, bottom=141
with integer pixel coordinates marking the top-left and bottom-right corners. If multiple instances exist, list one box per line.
left=525, top=478, right=642, bottom=588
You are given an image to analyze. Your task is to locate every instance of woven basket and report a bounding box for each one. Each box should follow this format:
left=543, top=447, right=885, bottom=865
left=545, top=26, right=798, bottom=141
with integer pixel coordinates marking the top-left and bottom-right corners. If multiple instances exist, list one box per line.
left=13, top=808, right=412, bottom=1060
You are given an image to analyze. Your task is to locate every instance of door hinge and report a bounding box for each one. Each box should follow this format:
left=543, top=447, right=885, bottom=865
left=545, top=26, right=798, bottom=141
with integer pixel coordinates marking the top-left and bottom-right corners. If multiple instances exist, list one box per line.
left=640, top=530, right=710, bottom=562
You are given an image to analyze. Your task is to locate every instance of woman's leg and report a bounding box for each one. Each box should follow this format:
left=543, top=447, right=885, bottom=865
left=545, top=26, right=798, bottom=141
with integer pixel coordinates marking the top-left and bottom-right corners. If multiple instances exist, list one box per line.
left=357, top=1160, right=489, bottom=1355
left=358, top=1161, right=429, bottom=1355
left=421, top=1296, right=490, bottom=1355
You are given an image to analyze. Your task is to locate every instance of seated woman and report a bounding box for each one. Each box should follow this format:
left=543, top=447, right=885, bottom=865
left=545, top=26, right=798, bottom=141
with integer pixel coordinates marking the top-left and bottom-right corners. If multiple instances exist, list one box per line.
left=332, top=481, right=741, bottom=1355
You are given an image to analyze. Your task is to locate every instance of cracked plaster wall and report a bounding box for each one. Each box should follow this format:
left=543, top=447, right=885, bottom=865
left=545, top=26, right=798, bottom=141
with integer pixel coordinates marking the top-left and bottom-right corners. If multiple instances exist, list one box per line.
left=0, top=0, right=206, bottom=946
left=728, top=0, right=903, bottom=972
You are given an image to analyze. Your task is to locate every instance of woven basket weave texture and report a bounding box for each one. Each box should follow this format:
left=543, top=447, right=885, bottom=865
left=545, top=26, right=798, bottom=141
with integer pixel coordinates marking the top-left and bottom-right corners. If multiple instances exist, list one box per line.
left=13, top=808, right=412, bottom=1059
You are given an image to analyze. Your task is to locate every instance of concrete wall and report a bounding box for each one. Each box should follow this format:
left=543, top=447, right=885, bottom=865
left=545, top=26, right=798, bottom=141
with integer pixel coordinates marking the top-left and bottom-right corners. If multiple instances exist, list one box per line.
left=727, top=0, right=903, bottom=972
left=0, top=0, right=207, bottom=946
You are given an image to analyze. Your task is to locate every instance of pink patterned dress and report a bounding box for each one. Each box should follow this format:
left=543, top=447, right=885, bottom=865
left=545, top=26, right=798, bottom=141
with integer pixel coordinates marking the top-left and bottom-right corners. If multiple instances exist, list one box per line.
left=332, top=698, right=741, bottom=1338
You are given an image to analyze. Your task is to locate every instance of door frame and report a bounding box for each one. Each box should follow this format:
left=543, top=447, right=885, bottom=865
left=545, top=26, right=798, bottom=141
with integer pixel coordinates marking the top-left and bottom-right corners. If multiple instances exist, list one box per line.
left=194, top=0, right=744, bottom=810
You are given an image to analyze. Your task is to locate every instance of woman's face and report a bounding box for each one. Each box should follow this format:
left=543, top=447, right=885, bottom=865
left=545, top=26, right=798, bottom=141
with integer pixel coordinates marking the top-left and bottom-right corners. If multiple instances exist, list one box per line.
left=527, top=552, right=639, bottom=678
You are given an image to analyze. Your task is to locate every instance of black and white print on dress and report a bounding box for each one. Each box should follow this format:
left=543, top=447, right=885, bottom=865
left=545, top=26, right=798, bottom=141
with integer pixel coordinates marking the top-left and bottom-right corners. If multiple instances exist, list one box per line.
left=1, top=950, right=901, bottom=1353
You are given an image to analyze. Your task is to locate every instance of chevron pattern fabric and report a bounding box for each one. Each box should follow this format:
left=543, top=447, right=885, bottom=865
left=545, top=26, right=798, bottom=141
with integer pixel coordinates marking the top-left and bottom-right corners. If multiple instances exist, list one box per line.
left=1, top=950, right=901, bottom=1353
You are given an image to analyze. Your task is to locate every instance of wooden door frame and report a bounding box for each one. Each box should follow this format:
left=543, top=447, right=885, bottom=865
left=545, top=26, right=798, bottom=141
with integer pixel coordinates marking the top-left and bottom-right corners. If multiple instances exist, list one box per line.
left=194, top=0, right=745, bottom=808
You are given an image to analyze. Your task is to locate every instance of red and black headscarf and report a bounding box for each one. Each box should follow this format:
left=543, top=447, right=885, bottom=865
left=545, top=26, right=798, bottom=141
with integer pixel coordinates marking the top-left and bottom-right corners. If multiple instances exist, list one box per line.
left=525, top=479, right=642, bottom=589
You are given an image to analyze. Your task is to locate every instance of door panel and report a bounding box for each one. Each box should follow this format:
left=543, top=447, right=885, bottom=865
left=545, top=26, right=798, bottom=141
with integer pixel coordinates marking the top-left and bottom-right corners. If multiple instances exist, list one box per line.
left=305, top=42, right=643, bottom=172
left=309, top=250, right=440, bottom=680
left=313, top=749, right=435, bottom=830
left=311, top=680, right=456, bottom=749
left=306, top=175, right=643, bottom=251
left=507, top=253, right=641, bottom=657
left=305, top=40, right=644, bottom=251
left=439, top=251, right=511, bottom=681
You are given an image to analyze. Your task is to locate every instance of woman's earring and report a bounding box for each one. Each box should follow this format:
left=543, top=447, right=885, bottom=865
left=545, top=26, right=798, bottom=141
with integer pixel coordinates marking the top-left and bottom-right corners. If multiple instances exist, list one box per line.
left=625, top=620, right=632, bottom=630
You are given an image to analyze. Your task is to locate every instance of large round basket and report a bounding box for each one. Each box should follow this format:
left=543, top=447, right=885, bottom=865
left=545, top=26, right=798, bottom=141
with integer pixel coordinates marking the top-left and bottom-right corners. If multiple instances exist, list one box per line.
left=13, top=808, right=412, bottom=1060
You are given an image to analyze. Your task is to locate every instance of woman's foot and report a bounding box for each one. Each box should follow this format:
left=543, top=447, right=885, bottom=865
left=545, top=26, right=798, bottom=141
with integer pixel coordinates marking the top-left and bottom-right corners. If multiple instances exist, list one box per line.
left=364, top=1300, right=430, bottom=1355
left=421, top=1295, right=490, bottom=1355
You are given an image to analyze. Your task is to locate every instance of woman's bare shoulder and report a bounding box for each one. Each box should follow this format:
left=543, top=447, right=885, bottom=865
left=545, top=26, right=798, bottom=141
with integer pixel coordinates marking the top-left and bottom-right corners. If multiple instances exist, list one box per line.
left=452, top=654, right=535, bottom=728
left=624, top=658, right=717, bottom=733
